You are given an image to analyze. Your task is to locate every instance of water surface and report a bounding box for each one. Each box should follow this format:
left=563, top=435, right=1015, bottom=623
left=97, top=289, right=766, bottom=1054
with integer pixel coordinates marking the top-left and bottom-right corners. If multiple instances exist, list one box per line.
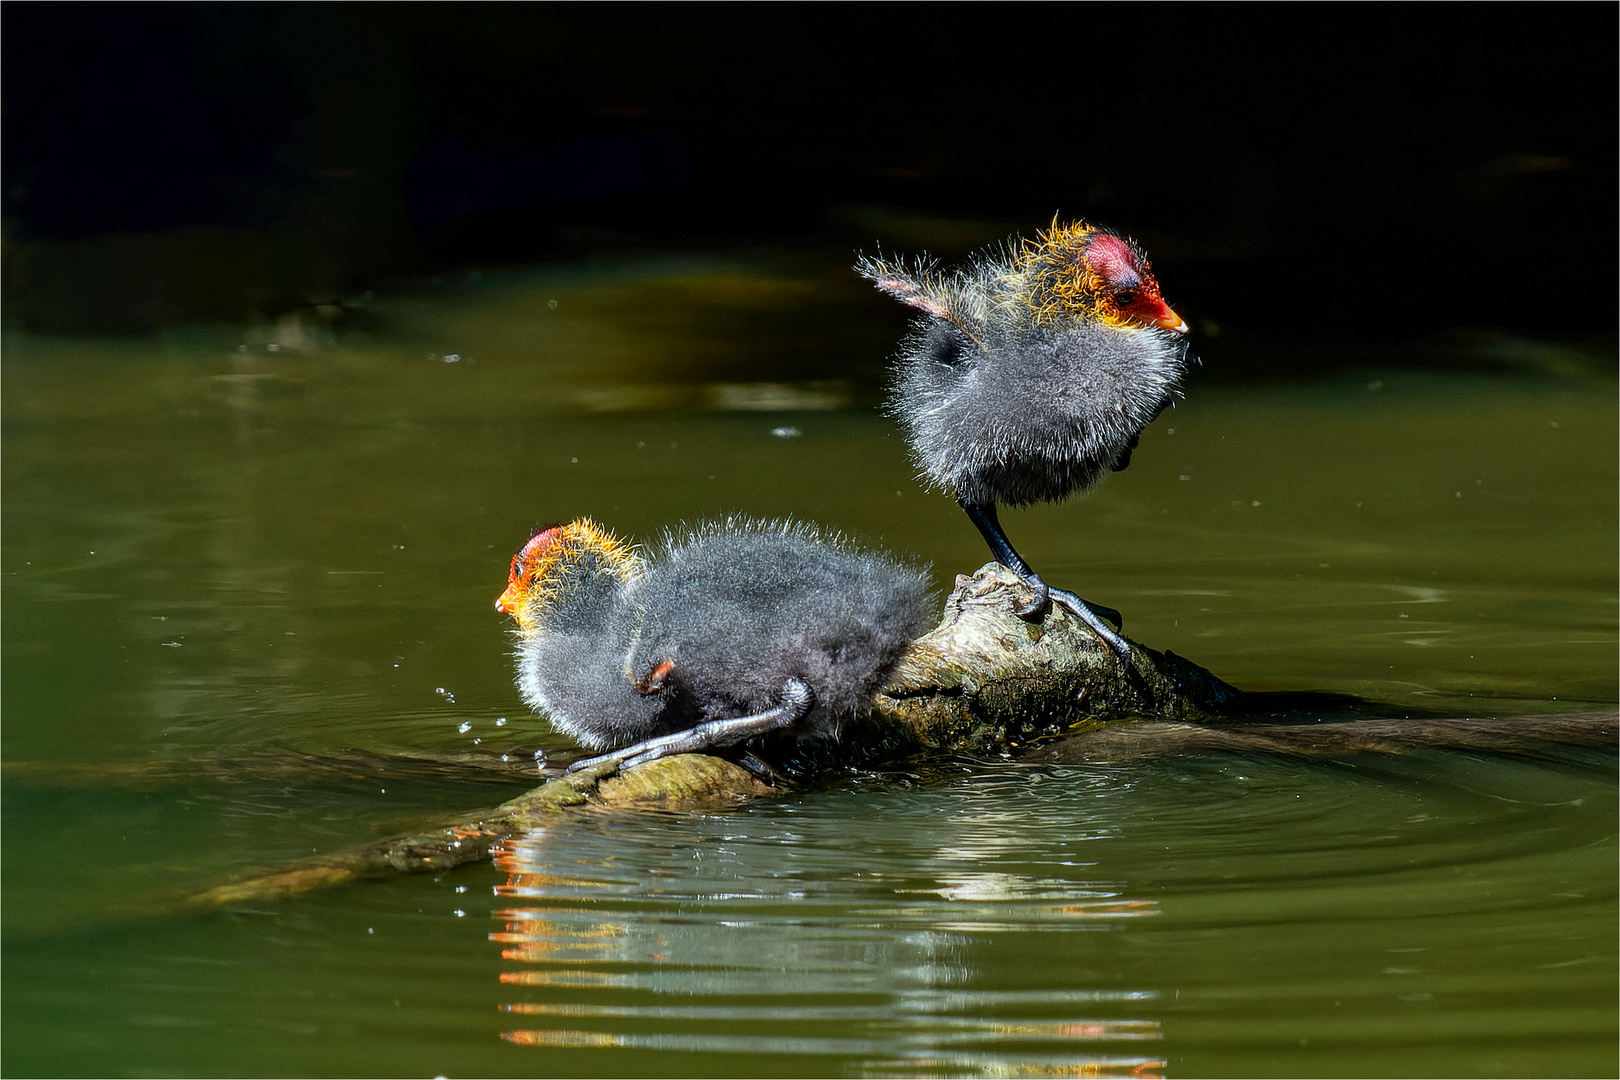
left=4, top=248, right=1615, bottom=1077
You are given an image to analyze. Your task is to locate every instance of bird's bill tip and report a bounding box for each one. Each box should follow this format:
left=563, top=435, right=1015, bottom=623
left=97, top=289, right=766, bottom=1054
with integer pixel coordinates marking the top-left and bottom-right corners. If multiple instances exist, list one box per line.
left=1153, top=304, right=1189, bottom=334
left=495, top=584, right=522, bottom=615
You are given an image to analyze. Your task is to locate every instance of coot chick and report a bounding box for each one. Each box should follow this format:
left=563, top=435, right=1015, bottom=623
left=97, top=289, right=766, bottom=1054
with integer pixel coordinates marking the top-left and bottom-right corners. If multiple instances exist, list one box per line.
left=857, top=219, right=1191, bottom=663
left=496, top=518, right=934, bottom=772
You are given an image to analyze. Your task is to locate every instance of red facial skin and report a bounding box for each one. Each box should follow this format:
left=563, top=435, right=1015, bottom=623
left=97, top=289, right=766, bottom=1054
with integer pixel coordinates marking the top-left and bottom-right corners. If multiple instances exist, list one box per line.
left=1084, top=233, right=1186, bottom=333
left=495, top=525, right=564, bottom=614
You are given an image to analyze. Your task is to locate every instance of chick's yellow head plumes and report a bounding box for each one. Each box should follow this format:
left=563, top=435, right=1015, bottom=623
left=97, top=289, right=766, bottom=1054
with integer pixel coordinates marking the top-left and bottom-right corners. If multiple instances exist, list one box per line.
left=495, top=518, right=639, bottom=630
left=1018, top=220, right=1186, bottom=333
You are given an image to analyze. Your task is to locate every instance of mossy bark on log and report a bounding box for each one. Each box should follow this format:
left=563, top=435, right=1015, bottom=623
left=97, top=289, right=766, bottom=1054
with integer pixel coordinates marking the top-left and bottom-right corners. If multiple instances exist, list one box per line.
left=178, top=755, right=768, bottom=910
left=141, top=562, right=1613, bottom=911
left=864, top=564, right=1237, bottom=754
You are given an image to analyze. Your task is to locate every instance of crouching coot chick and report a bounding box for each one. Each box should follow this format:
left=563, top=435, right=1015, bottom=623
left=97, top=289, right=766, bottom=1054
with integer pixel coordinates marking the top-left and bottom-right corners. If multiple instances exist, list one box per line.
left=496, top=518, right=934, bottom=773
left=857, top=219, right=1193, bottom=665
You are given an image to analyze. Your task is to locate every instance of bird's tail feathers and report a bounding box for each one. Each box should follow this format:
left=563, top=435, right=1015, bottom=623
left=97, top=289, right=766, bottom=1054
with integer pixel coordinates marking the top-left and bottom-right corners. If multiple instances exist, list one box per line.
left=855, top=250, right=991, bottom=343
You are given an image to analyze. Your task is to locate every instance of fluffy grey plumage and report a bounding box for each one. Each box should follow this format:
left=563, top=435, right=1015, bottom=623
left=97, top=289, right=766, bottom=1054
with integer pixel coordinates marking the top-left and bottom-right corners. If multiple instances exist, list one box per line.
left=504, top=518, right=934, bottom=755
left=893, top=315, right=1185, bottom=507
left=858, top=240, right=1188, bottom=508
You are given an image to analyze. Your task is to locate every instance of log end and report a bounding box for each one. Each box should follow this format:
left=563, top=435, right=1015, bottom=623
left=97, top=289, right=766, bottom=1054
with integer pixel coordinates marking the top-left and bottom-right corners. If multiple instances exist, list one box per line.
left=181, top=864, right=362, bottom=910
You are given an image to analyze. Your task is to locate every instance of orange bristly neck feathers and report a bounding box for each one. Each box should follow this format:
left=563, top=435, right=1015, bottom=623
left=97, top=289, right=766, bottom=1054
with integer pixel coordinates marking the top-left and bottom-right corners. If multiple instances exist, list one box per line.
left=495, top=518, right=640, bottom=630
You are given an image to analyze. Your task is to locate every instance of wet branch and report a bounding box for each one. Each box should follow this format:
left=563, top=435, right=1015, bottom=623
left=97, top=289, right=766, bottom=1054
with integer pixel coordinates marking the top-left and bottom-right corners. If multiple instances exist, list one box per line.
left=174, top=755, right=770, bottom=912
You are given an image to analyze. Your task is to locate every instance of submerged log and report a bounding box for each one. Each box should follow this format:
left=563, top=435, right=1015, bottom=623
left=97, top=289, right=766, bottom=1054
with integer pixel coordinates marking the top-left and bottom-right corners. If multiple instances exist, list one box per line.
left=3, top=747, right=547, bottom=788
left=153, top=562, right=1611, bottom=910
left=177, top=756, right=770, bottom=911
left=1023, top=712, right=1618, bottom=765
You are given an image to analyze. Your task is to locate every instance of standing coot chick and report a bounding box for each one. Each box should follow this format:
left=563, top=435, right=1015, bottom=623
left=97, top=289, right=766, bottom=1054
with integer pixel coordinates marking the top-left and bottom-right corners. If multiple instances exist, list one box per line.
left=496, top=518, right=934, bottom=772
left=857, top=219, right=1192, bottom=664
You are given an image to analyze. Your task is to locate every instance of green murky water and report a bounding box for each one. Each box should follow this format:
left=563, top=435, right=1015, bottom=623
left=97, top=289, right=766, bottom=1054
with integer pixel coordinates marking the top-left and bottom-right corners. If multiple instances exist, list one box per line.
left=4, top=248, right=1615, bottom=1077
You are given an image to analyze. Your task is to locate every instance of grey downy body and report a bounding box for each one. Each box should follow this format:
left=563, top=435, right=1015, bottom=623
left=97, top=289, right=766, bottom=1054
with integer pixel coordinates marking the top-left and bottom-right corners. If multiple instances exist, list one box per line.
left=508, top=519, right=934, bottom=771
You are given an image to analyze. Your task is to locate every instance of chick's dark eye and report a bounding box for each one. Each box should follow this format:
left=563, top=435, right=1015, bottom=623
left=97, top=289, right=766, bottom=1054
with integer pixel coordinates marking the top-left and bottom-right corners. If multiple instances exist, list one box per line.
left=1113, top=290, right=1137, bottom=307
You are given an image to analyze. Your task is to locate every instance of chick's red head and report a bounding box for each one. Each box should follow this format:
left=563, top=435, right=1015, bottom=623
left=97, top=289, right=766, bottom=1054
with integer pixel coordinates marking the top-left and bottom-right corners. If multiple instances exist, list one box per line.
left=496, top=525, right=566, bottom=615
left=1079, top=232, right=1187, bottom=333
left=1024, top=222, right=1187, bottom=334
left=496, top=518, right=639, bottom=624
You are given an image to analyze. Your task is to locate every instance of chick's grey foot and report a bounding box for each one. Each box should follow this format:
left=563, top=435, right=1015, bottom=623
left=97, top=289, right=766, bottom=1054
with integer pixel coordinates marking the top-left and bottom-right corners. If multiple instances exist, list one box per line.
left=1010, top=573, right=1131, bottom=667
left=1013, top=575, right=1052, bottom=619
left=731, top=750, right=788, bottom=785
left=1050, top=587, right=1122, bottom=630
left=957, top=499, right=1130, bottom=666
left=565, top=678, right=815, bottom=775
left=1018, top=577, right=1122, bottom=629
left=1048, top=587, right=1133, bottom=668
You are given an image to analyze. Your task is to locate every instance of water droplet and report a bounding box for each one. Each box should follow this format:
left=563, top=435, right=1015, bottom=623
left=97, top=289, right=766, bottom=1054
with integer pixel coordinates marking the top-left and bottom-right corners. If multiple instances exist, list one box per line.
left=458, top=721, right=472, bottom=733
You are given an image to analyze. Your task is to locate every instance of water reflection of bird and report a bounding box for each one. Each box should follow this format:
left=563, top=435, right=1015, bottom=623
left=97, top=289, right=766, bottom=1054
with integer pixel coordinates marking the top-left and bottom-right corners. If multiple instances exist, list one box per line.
left=496, top=518, right=933, bottom=773
left=857, top=220, right=1192, bottom=664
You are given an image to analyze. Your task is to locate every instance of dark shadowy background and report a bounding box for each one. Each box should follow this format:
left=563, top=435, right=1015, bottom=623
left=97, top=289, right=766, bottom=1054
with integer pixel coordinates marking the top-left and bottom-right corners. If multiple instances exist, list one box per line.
left=4, top=4, right=1616, bottom=351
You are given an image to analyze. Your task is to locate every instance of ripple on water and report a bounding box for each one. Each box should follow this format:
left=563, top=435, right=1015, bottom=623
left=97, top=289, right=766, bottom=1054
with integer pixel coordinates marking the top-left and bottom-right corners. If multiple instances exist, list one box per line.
left=479, top=750, right=1613, bottom=1075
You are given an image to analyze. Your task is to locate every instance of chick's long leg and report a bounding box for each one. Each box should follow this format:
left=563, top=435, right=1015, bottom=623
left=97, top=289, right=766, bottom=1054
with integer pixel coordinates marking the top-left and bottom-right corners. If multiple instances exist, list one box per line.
left=958, top=499, right=1122, bottom=623
left=566, top=678, right=815, bottom=775
left=958, top=499, right=1132, bottom=665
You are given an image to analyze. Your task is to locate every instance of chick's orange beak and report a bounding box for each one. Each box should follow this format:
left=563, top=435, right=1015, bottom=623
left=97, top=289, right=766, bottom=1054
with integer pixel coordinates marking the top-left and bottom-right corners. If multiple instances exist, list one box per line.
left=1146, top=299, right=1188, bottom=334
left=495, top=581, right=523, bottom=615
